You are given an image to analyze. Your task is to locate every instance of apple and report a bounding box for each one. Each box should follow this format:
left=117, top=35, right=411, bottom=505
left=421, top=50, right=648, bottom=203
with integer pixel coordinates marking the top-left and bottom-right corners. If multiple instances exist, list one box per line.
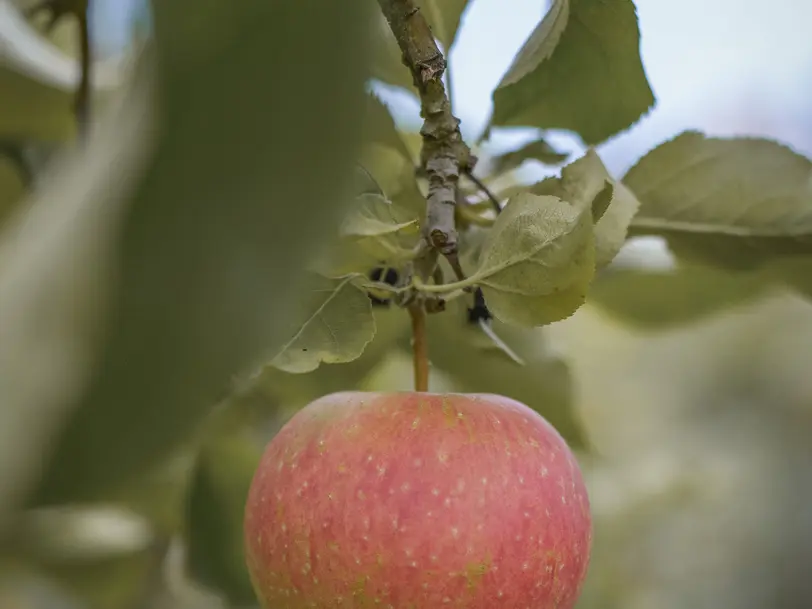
left=244, top=392, right=592, bottom=608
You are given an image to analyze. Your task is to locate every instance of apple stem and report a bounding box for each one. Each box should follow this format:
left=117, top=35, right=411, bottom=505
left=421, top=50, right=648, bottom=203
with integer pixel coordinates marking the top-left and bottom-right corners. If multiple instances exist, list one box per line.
left=408, top=303, right=429, bottom=392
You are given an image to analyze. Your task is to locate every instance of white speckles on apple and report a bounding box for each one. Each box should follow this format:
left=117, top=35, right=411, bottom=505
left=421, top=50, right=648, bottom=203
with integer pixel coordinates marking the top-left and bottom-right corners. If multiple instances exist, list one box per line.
left=481, top=477, right=488, bottom=485
left=421, top=583, right=429, bottom=589
left=451, top=526, right=460, bottom=539
left=404, top=548, right=413, bottom=557
left=391, top=516, right=399, bottom=529
left=497, top=591, right=504, bottom=598
left=431, top=488, right=440, bottom=496
left=427, top=511, right=434, bottom=517
left=522, top=562, right=530, bottom=571
left=355, top=557, right=361, bottom=565
left=277, top=461, right=284, bottom=472
left=515, top=534, right=522, bottom=541
left=431, top=555, right=439, bottom=563
left=444, top=497, right=452, bottom=507
left=476, top=523, right=484, bottom=531
left=281, top=524, right=287, bottom=532
left=327, top=492, right=335, bottom=501
left=357, top=489, right=366, bottom=501
left=456, top=479, right=466, bottom=492
left=410, top=561, right=418, bottom=568
left=523, top=511, right=530, bottom=518
left=443, top=597, right=451, bottom=603
left=518, top=475, right=525, bottom=485
left=561, top=495, right=567, bottom=504
left=545, top=508, right=552, bottom=518
left=367, top=455, right=374, bottom=463
left=437, top=451, right=449, bottom=464
left=401, top=482, right=411, bottom=492
left=540, top=466, right=549, bottom=478
left=376, top=464, right=387, bottom=476
left=413, top=458, right=423, bottom=467
left=363, top=517, right=370, bottom=530
left=313, top=576, right=319, bottom=584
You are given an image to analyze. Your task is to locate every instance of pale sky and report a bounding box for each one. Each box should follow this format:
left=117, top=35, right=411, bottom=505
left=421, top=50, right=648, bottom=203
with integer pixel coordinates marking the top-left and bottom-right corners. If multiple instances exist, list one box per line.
left=93, top=0, right=812, bottom=178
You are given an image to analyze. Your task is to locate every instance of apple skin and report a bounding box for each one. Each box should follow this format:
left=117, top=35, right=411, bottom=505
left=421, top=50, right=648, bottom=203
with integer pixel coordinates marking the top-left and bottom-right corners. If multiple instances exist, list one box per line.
left=244, top=392, right=592, bottom=609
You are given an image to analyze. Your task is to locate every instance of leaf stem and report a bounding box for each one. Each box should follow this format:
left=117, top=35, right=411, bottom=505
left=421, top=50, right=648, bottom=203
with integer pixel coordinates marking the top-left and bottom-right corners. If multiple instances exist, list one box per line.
left=464, top=170, right=502, bottom=214
left=408, top=303, right=429, bottom=392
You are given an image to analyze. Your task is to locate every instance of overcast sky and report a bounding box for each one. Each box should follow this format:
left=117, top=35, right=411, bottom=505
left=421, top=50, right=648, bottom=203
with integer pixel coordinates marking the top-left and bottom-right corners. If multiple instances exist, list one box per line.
left=92, top=0, right=812, bottom=177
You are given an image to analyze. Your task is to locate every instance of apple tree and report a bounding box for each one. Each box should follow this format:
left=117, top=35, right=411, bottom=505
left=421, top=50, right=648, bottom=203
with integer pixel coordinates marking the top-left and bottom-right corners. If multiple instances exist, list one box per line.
left=0, top=1, right=810, bottom=608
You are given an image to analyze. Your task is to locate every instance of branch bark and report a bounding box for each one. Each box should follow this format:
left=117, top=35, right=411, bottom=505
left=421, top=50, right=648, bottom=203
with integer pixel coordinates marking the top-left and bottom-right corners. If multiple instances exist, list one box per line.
left=376, top=0, right=474, bottom=258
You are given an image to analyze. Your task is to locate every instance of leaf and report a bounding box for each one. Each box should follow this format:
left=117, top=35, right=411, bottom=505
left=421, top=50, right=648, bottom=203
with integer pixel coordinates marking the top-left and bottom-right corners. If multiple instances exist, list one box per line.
left=471, top=193, right=595, bottom=327
left=13, top=505, right=163, bottom=609
left=490, top=0, right=655, bottom=145
left=340, top=193, right=419, bottom=238
left=11, top=0, right=373, bottom=511
left=361, top=94, right=414, bottom=162
left=0, top=2, right=123, bottom=141
left=489, top=136, right=569, bottom=176
left=270, top=275, right=377, bottom=374
left=624, top=131, right=812, bottom=270
left=185, top=431, right=261, bottom=606
left=422, top=303, right=588, bottom=449
left=258, top=306, right=411, bottom=409
left=529, top=149, right=641, bottom=268
left=588, top=264, right=772, bottom=330
left=419, top=0, right=471, bottom=51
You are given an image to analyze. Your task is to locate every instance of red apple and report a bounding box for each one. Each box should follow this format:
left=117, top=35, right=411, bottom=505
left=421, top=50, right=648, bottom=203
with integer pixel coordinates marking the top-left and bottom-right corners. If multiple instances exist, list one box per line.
left=244, top=392, right=592, bottom=608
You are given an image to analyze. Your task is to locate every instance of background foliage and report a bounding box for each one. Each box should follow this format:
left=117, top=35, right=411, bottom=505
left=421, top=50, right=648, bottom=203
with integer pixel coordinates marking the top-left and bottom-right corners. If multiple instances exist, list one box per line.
left=1, top=1, right=810, bottom=608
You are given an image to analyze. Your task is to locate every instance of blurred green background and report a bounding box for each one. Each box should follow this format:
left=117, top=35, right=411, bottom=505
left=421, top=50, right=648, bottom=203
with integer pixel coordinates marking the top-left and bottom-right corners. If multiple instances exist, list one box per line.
left=1, top=1, right=810, bottom=608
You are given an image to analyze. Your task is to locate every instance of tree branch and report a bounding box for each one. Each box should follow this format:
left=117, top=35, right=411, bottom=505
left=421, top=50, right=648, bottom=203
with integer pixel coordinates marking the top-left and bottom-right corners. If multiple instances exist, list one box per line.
left=376, top=0, right=474, bottom=258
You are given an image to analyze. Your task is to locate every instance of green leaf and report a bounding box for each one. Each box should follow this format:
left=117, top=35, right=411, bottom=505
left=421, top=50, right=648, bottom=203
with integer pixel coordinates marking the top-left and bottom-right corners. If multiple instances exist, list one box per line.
left=362, top=94, right=414, bottom=163
left=10, top=0, right=373, bottom=511
left=12, top=505, right=162, bottom=609
left=423, top=304, right=587, bottom=449
left=625, top=131, right=812, bottom=270
left=258, top=306, right=411, bottom=410
left=185, top=432, right=261, bottom=607
left=0, top=3, right=123, bottom=141
left=588, top=264, right=772, bottom=330
left=419, top=0, right=471, bottom=51
left=471, top=193, right=596, bottom=327
left=490, top=0, right=655, bottom=145
left=529, top=149, right=641, bottom=268
left=488, top=136, right=569, bottom=176
left=340, top=193, right=419, bottom=238
left=270, top=275, right=377, bottom=374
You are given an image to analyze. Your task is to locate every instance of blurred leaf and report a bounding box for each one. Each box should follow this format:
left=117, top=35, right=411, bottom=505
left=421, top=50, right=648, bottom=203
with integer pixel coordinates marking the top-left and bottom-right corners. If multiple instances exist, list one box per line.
left=361, top=94, right=414, bottom=162
left=529, top=149, right=641, bottom=268
left=588, top=265, right=772, bottom=330
left=490, top=0, right=655, bottom=145
left=0, top=155, right=26, bottom=228
left=423, top=303, right=587, bottom=449
left=12, top=504, right=162, bottom=609
left=472, top=193, right=595, bottom=327
left=340, top=193, right=419, bottom=238
left=489, top=136, right=568, bottom=176
left=625, top=131, right=812, bottom=270
left=419, top=0, right=471, bottom=50
left=9, top=0, right=373, bottom=510
left=270, top=275, right=377, bottom=374
left=0, top=2, right=123, bottom=141
left=185, top=431, right=261, bottom=607
left=41, top=549, right=163, bottom=609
